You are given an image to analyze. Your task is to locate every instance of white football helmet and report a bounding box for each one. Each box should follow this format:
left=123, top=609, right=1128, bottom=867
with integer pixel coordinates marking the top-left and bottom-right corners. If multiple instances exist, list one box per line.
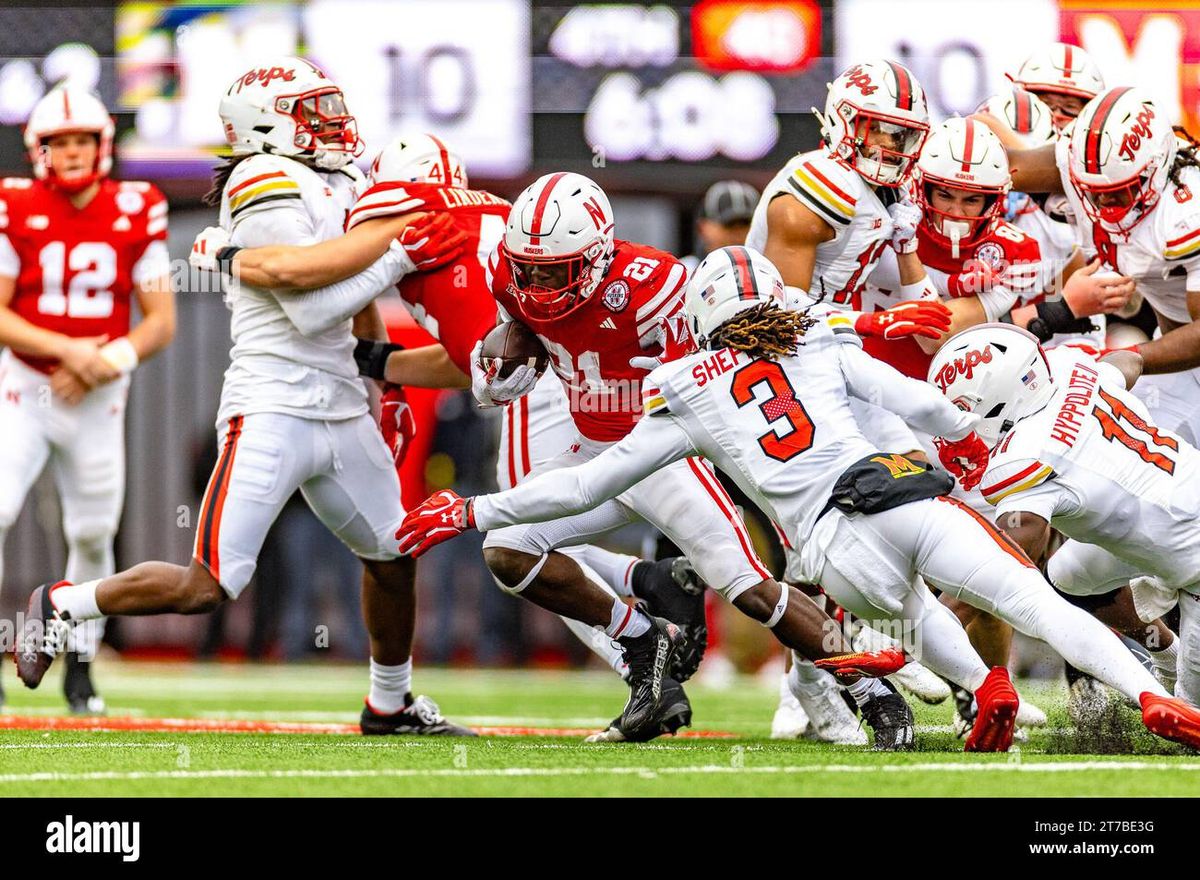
left=369, top=132, right=467, bottom=188
left=219, top=57, right=363, bottom=171
left=1067, top=86, right=1176, bottom=234
left=1015, top=43, right=1104, bottom=102
left=501, top=171, right=615, bottom=320
left=980, top=88, right=1056, bottom=148
left=927, top=324, right=1055, bottom=447
left=819, top=59, right=930, bottom=187
left=24, top=86, right=114, bottom=193
left=685, top=246, right=786, bottom=348
left=916, top=117, right=1011, bottom=251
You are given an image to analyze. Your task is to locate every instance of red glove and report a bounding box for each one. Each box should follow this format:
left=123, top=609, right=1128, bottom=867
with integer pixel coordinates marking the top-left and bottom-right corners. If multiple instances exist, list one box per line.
left=379, top=383, right=416, bottom=473
left=396, top=489, right=475, bottom=557
left=628, top=312, right=697, bottom=371
left=855, top=300, right=952, bottom=341
left=935, top=432, right=990, bottom=492
left=396, top=212, right=468, bottom=271
left=946, top=262, right=1000, bottom=298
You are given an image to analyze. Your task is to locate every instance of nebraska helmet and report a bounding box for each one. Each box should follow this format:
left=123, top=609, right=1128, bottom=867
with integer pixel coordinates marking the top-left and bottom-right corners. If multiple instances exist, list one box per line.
left=1067, top=87, right=1176, bottom=234
left=927, top=324, right=1055, bottom=447
left=369, top=132, right=467, bottom=188
left=979, top=88, right=1056, bottom=148
left=24, top=86, right=114, bottom=193
left=819, top=59, right=930, bottom=187
left=1015, top=43, right=1105, bottom=102
left=685, top=246, right=786, bottom=348
left=219, top=57, right=363, bottom=171
left=500, top=172, right=615, bottom=320
left=916, top=117, right=1012, bottom=252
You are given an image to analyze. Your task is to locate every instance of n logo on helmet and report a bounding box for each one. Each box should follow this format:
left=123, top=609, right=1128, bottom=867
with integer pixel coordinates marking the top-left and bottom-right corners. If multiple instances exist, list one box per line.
left=583, top=195, right=607, bottom=230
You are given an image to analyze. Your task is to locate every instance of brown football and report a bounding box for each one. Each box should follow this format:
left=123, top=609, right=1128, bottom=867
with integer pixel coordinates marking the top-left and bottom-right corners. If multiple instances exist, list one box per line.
left=480, top=321, right=549, bottom=379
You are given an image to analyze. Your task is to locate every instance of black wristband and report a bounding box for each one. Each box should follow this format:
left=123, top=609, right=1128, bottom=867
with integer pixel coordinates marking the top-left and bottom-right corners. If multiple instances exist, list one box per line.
left=353, top=337, right=404, bottom=380
left=215, top=246, right=242, bottom=276
left=1035, top=298, right=1096, bottom=338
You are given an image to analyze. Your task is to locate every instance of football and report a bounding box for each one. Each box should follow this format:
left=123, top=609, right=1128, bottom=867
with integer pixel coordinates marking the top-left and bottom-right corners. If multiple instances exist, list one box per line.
left=480, top=320, right=550, bottom=379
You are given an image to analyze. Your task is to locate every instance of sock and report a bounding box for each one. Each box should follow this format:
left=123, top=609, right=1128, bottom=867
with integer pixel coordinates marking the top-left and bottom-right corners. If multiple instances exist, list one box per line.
left=846, top=677, right=891, bottom=707
left=368, top=657, right=412, bottom=715
left=576, top=546, right=639, bottom=599
left=1149, top=640, right=1178, bottom=675
left=605, top=600, right=650, bottom=639
left=69, top=617, right=107, bottom=661
left=49, top=580, right=102, bottom=621
left=559, top=614, right=628, bottom=678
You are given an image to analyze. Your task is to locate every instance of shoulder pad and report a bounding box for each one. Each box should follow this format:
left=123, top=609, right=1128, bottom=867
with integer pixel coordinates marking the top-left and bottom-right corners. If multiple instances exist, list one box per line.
left=786, top=151, right=860, bottom=228
left=226, top=155, right=304, bottom=220
left=1162, top=190, right=1200, bottom=261
left=979, top=450, right=1055, bottom=506
left=347, top=182, right=431, bottom=230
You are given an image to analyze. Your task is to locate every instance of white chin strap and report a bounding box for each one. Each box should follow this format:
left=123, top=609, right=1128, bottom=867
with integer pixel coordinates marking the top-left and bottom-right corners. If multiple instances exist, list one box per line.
left=942, top=219, right=972, bottom=259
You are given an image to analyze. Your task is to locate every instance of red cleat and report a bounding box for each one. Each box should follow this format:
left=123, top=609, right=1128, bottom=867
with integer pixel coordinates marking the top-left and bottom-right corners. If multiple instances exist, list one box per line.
left=814, top=647, right=906, bottom=680
left=1140, top=692, right=1200, bottom=750
left=965, top=667, right=1019, bottom=752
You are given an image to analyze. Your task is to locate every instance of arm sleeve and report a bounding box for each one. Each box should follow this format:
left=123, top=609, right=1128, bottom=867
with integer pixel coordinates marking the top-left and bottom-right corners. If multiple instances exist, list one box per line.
left=472, top=414, right=696, bottom=530
left=274, top=246, right=409, bottom=337
left=838, top=343, right=978, bottom=440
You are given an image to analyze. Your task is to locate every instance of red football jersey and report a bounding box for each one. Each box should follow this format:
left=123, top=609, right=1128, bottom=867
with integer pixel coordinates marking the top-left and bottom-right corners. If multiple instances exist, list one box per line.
left=861, top=218, right=1042, bottom=380
left=490, top=239, right=688, bottom=442
left=0, top=177, right=168, bottom=373
left=348, top=181, right=509, bottom=374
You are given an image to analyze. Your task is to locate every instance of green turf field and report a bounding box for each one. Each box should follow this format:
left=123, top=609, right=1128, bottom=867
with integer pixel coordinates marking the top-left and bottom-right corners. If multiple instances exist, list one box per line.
left=1, top=660, right=1197, bottom=797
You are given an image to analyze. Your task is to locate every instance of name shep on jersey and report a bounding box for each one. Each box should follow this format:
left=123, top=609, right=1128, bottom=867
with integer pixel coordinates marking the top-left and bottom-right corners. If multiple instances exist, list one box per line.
left=692, top=348, right=744, bottom=387
left=1051, top=361, right=1100, bottom=448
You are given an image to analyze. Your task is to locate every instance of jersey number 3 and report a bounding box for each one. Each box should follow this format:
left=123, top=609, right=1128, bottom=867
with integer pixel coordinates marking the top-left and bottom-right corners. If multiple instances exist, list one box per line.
left=730, top=360, right=815, bottom=462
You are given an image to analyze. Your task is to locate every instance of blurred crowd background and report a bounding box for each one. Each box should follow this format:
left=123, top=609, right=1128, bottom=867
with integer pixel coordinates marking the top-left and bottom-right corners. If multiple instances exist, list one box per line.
left=0, top=0, right=1194, bottom=676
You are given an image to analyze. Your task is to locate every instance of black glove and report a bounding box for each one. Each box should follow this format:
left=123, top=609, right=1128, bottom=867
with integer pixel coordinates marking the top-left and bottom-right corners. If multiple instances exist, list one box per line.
left=1029, top=298, right=1097, bottom=343
left=353, top=337, right=404, bottom=380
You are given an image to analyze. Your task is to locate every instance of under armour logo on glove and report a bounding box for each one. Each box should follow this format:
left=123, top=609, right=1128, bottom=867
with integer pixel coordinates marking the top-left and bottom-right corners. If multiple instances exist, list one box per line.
left=396, top=489, right=475, bottom=557
left=855, top=299, right=952, bottom=341
left=396, top=212, right=468, bottom=271
left=935, top=432, right=990, bottom=491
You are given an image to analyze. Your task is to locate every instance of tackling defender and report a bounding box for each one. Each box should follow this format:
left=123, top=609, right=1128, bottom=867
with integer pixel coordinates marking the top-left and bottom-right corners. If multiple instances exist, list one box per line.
left=0, top=86, right=175, bottom=713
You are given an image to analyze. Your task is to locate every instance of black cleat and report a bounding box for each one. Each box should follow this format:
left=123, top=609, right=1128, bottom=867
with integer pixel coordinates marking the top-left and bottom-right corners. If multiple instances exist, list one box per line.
left=360, top=694, right=478, bottom=736
left=631, top=558, right=707, bottom=682
left=861, top=679, right=916, bottom=751
left=952, top=684, right=977, bottom=739
left=588, top=677, right=692, bottom=743
left=63, top=653, right=106, bottom=715
left=613, top=614, right=684, bottom=737
left=15, top=582, right=72, bottom=689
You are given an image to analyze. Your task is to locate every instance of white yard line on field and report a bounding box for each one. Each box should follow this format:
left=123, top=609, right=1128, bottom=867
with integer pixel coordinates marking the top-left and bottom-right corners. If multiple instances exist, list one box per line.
left=1, top=761, right=1197, bottom=784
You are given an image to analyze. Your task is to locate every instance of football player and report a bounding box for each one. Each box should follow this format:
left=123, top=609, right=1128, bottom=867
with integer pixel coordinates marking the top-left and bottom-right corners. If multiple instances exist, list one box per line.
left=1014, top=43, right=1106, bottom=134
left=472, top=173, right=911, bottom=745
left=399, top=246, right=1200, bottom=753
left=0, top=86, right=175, bottom=713
left=16, top=58, right=473, bottom=736
left=930, top=325, right=1190, bottom=703
left=197, top=134, right=701, bottom=713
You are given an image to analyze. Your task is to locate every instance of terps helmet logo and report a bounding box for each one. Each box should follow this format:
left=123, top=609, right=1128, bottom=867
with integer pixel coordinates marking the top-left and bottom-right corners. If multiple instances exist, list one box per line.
left=845, top=65, right=878, bottom=97
left=933, top=345, right=993, bottom=391
left=234, top=66, right=297, bottom=93
left=1117, top=106, right=1155, bottom=163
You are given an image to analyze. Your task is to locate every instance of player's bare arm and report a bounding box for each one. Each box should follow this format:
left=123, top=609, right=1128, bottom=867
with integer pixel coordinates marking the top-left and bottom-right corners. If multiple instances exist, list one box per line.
left=384, top=345, right=469, bottom=389
left=1132, top=290, right=1200, bottom=373
left=231, top=213, right=422, bottom=289
left=762, top=195, right=833, bottom=292
left=971, top=114, right=1063, bottom=195
left=1100, top=348, right=1144, bottom=388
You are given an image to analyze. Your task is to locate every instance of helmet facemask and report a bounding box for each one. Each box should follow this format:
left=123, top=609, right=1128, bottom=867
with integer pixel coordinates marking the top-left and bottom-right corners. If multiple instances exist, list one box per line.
left=840, top=105, right=928, bottom=187
left=919, top=177, right=1004, bottom=256
left=277, top=86, right=363, bottom=170
left=1070, top=166, right=1162, bottom=234
left=502, top=239, right=605, bottom=320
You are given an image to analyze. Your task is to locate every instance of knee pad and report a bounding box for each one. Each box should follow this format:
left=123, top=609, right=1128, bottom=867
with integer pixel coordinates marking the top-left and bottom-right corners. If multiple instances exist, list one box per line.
left=487, top=551, right=549, bottom=596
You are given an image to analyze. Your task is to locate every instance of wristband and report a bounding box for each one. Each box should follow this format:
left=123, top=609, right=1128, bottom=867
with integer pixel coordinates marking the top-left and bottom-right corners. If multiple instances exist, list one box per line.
left=215, top=246, right=243, bottom=276
left=353, top=337, right=404, bottom=380
left=1033, top=298, right=1096, bottom=341
left=98, top=337, right=139, bottom=375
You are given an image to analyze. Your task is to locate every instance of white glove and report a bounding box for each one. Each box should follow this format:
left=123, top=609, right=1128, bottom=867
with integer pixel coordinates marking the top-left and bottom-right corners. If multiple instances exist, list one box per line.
left=190, top=225, right=231, bottom=272
left=887, top=201, right=922, bottom=254
left=469, top=340, right=538, bottom=407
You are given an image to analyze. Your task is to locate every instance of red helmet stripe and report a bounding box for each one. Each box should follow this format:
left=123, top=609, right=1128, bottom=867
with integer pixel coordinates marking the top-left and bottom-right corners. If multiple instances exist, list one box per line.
left=960, top=118, right=976, bottom=172
left=1084, top=86, right=1132, bottom=175
left=887, top=60, right=913, bottom=111
left=1062, top=44, right=1074, bottom=76
left=727, top=246, right=759, bottom=301
left=62, top=89, right=71, bottom=120
left=428, top=133, right=453, bottom=186
left=1015, top=89, right=1032, bottom=132
left=529, top=172, right=567, bottom=245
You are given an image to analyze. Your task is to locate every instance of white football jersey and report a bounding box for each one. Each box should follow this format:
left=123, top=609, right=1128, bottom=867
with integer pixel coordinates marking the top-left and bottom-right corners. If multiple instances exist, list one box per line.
left=1056, top=135, right=1200, bottom=326
left=982, top=346, right=1200, bottom=589
left=217, top=154, right=367, bottom=424
left=747, top=149, right=892, bottom=308
left=473, top=321, right=976, bottom=553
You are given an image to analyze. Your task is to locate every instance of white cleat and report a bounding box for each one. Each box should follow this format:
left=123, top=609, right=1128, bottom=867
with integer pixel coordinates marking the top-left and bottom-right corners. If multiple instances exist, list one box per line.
left=771, top=673, right=811, bottom=739
left=890, top=662, right=951, bottom=705
left=1016, top=698, right=1047, bottom=728
left=788, top=660, right=868, bottom=746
